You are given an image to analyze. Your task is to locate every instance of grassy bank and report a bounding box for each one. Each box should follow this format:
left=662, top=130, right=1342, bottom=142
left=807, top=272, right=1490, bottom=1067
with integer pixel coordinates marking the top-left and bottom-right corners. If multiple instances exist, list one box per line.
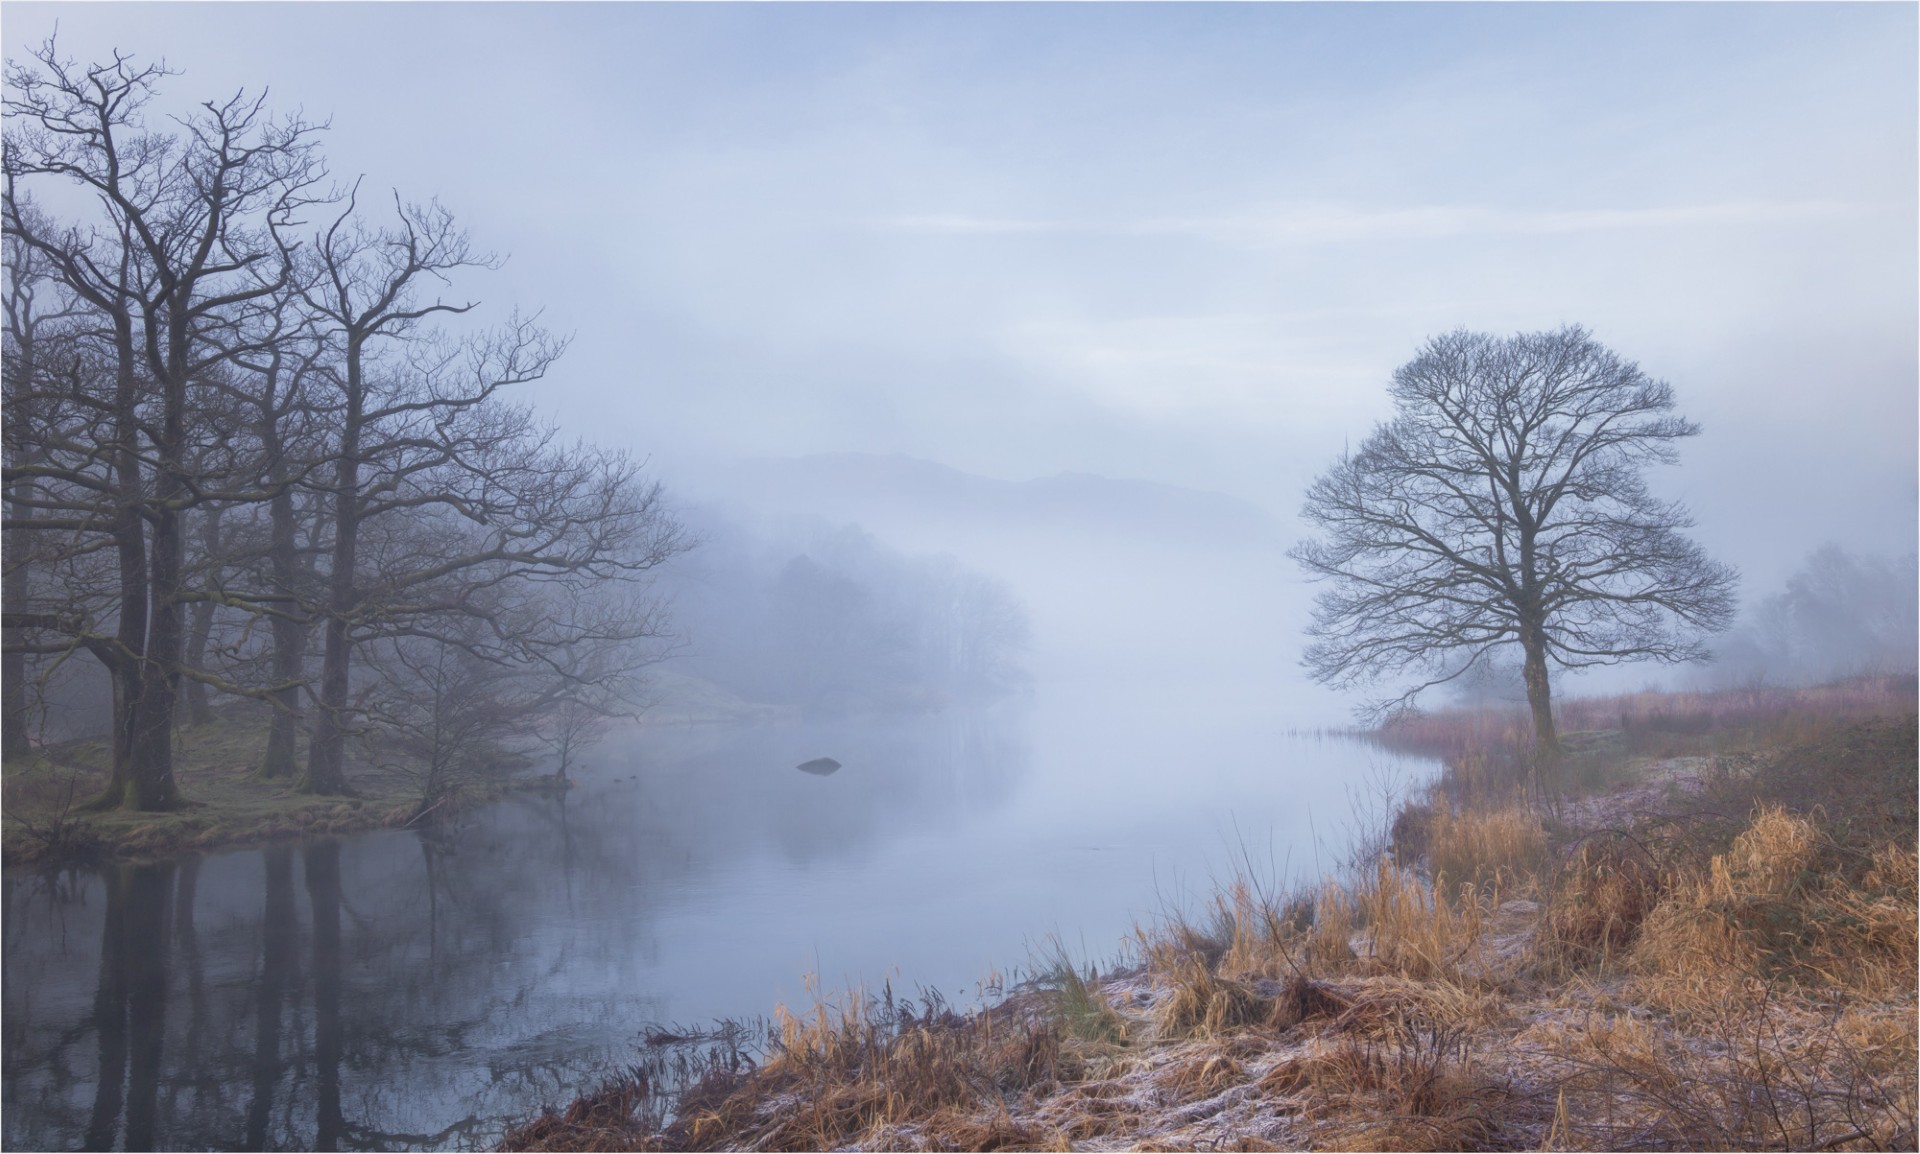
left=0, top=703, right=528, bottom=866
left=503, top=681, right=1917, bottom=1151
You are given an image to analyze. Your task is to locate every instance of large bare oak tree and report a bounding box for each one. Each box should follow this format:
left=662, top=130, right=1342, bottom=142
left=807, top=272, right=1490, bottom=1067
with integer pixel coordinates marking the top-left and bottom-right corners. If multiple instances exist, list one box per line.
left=1291, top=326, right=1737, bottom=759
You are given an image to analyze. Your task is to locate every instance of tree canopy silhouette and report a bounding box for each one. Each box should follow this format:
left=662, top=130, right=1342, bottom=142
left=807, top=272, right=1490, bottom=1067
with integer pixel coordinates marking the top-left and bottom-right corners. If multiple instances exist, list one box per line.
left=1291, top=326, right=1738, bottom=757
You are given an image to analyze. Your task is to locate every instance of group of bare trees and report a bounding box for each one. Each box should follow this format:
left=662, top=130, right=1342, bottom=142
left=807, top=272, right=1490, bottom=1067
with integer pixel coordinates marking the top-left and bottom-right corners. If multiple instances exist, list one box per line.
left=2, top=43, right=686, bottom=812
left=1703, top=545, right=1917, bottom=688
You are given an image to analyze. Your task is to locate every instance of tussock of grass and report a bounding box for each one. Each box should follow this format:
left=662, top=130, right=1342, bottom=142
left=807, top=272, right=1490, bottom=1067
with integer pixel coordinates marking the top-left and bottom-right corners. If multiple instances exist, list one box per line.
left=1161, top=1049, right=1246, bottom=1101
left=499, top=1070, right=668, bottom=1152
left=1035, top=941, right=1129, bottom=1045
left=1535, top=836, right=1665, bottom=975
left=1631, top=806, right=1919, bottom=1004
left=1288, top=1026, right=1513, bottom=1152
left=1150, top=950, right=1273, bottom=1040
left=1349, top=857, right=1491, bottom=983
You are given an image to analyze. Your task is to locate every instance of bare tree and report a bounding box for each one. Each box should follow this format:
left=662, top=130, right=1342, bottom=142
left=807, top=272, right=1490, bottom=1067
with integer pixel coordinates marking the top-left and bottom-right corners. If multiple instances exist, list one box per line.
left=523, top=582, right=674, bottom=782
left=2, top=41, right=324, bottom=808
left=1291, top=326, right=1737, bottom=759
left=362, top=619, right=539, bottom=821
left=1, top=217, right=91, bottom=757
left=294, top=192, right=687, bottom=795
left=213, top=285, right=333, bottom=778
left=295, top=190, right=502, bottom=796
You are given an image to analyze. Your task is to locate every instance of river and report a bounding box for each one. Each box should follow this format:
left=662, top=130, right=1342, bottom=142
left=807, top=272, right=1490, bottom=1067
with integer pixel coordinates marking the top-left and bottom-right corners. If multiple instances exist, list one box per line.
left=2, top=678, right=1437, bottom=1151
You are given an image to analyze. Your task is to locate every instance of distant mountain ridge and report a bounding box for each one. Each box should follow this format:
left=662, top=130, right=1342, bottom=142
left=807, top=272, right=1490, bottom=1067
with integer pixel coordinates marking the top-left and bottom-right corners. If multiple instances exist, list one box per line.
left=686, top=452, right=1283, bottom=548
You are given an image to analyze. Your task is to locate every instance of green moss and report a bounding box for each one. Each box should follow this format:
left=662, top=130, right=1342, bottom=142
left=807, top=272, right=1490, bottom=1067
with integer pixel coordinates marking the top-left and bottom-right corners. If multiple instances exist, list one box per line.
left=3, top=703, right=439, bottom=866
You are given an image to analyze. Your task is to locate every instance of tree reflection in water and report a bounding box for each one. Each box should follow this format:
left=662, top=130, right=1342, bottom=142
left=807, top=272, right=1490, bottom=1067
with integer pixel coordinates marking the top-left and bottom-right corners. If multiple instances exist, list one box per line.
left=2, top=705, right=1032, bottom=1150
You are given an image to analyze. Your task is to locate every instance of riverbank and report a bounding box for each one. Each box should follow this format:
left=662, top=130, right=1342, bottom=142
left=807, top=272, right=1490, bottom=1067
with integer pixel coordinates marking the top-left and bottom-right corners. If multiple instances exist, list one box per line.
left=0, top=704, right=547, bottom=866
left=503, top=681, right=1917, bottom=1151
left=0, top=670, right=804, bottom=867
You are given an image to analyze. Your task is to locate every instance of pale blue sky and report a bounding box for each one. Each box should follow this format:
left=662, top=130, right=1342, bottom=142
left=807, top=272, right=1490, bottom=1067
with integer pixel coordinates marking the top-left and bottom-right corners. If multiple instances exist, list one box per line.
left=6, top=2, right=1916, bottom=594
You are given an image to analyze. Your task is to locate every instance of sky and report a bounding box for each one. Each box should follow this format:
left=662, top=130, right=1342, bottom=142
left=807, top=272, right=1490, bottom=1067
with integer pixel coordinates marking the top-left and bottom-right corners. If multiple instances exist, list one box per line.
left=5, top=2, right=1917, bottom=599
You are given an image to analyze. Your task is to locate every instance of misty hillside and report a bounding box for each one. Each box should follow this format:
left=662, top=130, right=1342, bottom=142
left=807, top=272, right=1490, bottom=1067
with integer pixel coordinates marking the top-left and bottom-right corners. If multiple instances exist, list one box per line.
left=651, top=506, right=1032, bottom=717
left=684, top=453, right=1283, bottom=551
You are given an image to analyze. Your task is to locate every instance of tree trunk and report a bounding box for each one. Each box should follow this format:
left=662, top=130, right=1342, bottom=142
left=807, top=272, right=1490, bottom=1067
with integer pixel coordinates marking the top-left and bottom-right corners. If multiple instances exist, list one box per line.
left=303, top=615, right=354, bottom=796
left=2, top=567, right=30, bottom=760
left=301, top=359, right=363, bottom=796
left=91, top=318, right=153, bottom=811
left=258, top=623, right=308, bottom=780
left=3, top=347, right=35, bottom=760
left=2, top=297, right=48, bottom=762
left=181, top=507, right=224, bottom=728
left=257, top=410, right=308, bottom=780
left=182, top=603, right=215, bottom=727
left=128, top=387, right=186, bottom=811
left=1520, top=624, right=1561, bottom=799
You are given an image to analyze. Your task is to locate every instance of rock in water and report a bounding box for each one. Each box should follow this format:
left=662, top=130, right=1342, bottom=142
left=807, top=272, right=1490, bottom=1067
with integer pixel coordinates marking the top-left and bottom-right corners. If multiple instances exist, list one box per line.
left=796, top=757, right=841, bottom=776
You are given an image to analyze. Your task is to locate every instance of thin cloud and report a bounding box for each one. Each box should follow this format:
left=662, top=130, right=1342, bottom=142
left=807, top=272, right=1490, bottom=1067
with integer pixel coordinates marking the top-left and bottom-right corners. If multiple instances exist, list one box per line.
left=879, top=201, right=1861, bottom=245
left=1139, top=200, right=1863, bottom=247
left=881, top=214, right=1062, bottom=235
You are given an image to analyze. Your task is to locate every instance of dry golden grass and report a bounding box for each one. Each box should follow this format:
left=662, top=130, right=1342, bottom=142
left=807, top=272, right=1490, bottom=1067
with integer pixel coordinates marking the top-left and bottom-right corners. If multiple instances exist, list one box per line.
left=1151, top=951, right=1273, bottom=1040
left=1426, top=801, right=1547, bottom=892
left=1351, top=857, right=1491, bottom=983
left=1160, top=1048, right=1247, bottom=1101
left=1286, top=1027, right=1512, bottom=1152
left=1631, top=806, right=1919, bottom=1007
left=500, top=1071, right=666, bottom=1152
left=1535, top=836, right=1666, bottom=976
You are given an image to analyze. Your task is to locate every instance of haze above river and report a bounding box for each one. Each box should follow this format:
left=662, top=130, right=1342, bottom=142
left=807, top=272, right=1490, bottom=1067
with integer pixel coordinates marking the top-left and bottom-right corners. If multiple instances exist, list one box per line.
left=5, top=469, right=1450, bottom=1150
left=3, top=680, right=1435, bottom=1151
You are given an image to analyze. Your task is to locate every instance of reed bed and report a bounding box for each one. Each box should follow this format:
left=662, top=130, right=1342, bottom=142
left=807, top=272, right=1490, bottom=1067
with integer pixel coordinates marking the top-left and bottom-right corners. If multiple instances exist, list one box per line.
left=1375, top=673, right=1916, bottom=760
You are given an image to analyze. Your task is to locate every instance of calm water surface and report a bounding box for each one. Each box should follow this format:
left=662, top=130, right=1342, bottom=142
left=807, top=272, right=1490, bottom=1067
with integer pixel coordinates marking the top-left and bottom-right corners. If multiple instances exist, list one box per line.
left=2, top=679, right=1437, bottom=1150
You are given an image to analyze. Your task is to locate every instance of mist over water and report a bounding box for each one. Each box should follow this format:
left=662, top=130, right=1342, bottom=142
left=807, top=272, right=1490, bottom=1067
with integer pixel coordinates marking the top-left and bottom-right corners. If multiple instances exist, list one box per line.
left=4, top=694, right=1433, bottom=1151
left=3, top=6, right=1910, bottom=1149
left=3, top=456, right=1441, bottom=1150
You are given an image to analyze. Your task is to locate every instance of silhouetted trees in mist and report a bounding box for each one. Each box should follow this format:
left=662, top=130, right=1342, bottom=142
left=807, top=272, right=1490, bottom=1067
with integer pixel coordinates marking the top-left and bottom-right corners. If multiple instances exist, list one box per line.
left=1701, top=545, right=1918, bottom=688
left=2, top=42, right=687, bottom=809
left=659, top=509, right=1031, bottom=714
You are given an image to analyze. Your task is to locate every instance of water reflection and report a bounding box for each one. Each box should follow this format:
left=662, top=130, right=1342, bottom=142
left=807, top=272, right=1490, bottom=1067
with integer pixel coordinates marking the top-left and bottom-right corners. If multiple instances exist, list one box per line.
left=3, top=698, right=1432, bottom=1151
left=3, top=705, right=1032, bottom=1151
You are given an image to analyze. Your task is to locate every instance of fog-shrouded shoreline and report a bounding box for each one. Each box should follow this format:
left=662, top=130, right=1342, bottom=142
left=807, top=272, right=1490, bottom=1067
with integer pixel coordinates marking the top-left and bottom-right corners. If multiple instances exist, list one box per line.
left=503, top=678, right=1918, bottom=1153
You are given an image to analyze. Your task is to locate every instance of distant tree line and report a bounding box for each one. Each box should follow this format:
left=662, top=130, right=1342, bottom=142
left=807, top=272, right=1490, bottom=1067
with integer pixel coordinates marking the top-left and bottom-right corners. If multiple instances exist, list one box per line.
left=2, top=43, right=687, bottom=811
left=1440, top=543, right=1917, bottom=705
left=659, top=509, right=1031, bottom=714
left=1701, top=545, right=1918, bottom=688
